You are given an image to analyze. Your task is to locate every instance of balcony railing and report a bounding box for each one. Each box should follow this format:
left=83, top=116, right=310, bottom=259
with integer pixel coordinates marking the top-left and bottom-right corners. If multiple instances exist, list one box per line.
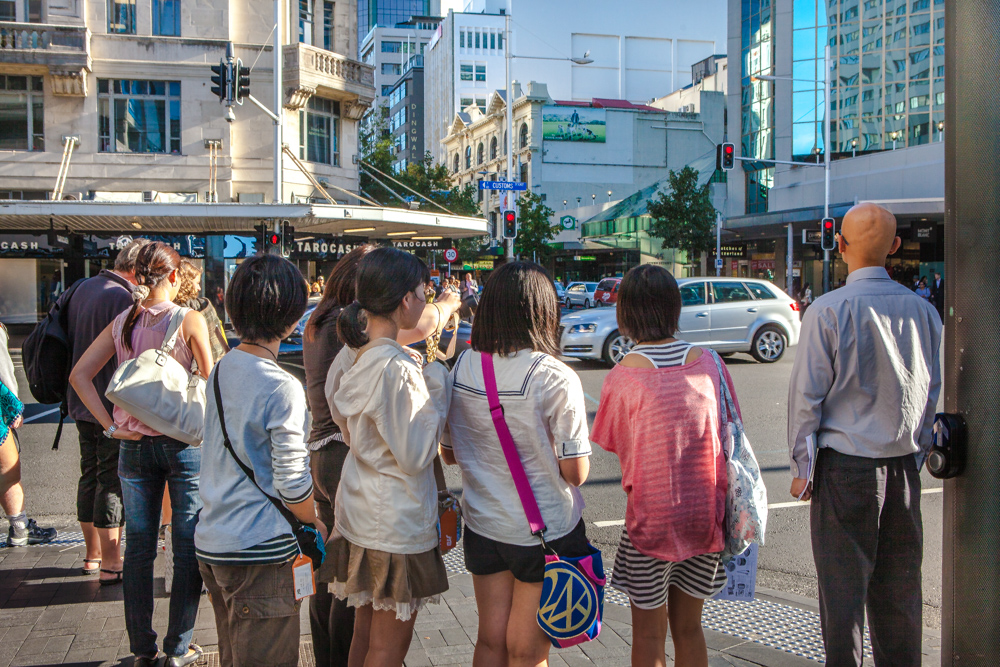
left=284, top=43, right=375, bottom=116
left=0, top=22, right=90, bottom=92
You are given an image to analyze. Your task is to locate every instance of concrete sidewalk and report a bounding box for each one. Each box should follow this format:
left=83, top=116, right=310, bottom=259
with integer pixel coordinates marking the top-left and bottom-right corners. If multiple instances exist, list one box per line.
left=0, top=527, right=941, bottom=667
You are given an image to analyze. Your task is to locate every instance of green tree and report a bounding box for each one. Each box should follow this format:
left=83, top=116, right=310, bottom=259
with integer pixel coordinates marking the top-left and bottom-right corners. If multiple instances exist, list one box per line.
left=646, top=166, right=717, bottom=266
left=513, top=191, right=557, bottom=262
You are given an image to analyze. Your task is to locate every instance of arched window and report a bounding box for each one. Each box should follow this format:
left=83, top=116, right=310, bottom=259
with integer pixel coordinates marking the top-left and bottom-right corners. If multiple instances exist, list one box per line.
left=477, top=142, right=485, bottom=165
left=465, top=145, right=472, bottom=169
left=519, top=123, right=529, bottom=149
left=490, top=136, right=497, bottom=159
left=453, top=154, right=460, bottom=173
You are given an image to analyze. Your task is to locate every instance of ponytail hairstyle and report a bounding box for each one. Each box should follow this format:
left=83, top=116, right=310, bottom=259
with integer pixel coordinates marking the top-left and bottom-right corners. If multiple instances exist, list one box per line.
left=337, top=246, right=430, bottom=349
left=120, top=242, right=182, bottom=353
left=305, top=244, right=376, bottom=343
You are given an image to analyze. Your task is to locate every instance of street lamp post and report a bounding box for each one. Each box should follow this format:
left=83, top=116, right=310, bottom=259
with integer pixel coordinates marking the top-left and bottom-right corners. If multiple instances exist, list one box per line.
left=754, top=44, right=833, bottom=293
left=503, top=0, right=593, bottom=259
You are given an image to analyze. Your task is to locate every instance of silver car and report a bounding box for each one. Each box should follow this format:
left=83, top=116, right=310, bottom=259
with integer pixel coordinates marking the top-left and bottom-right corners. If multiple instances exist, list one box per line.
left=564, top=282, right=599, bottom=309
left=559, top=277, right=801, bottom=365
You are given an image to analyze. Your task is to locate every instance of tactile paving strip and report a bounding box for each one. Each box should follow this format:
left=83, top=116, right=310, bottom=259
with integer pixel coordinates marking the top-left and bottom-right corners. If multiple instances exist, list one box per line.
left=445, top=543, right=874, bottom=663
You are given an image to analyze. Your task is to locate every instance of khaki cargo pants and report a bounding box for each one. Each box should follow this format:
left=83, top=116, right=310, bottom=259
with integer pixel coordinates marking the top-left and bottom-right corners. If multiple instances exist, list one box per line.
left=199, top=559, right=302, bottom=667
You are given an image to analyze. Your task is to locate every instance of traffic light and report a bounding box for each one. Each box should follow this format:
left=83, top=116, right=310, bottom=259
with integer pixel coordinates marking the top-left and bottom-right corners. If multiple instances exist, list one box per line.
left=210, top=59, right=231, bottom=104
left=820, top=217, right=836, bottom=251
left=717, top=142, right=736, bottom=170
left=502, top=209, right=517, bottom=239
left=281, top=221, right=295, bottom=257
left=256, top=223, right=281, bottom=254
left=234, top=58, right=250, bottom=105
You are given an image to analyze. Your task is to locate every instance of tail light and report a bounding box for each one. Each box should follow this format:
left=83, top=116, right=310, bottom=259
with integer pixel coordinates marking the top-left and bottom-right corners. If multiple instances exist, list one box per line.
left=789, top=301, right=800, bottom=311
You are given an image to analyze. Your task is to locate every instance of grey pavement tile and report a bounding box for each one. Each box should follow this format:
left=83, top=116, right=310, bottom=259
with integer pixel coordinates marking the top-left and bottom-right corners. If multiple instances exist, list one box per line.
left=709, top=654, right=763, bottom=666
left=417, top=630, right=446, bottom=649
left=403, top=650, right=434, bottom=667
left=597, top=626, right=629, bottom=649
left=424, top=645, right=476, bottom=659
left=2, top=625, right=32, bottom=643
left=722, top=641, right=819, bottom=667
left=24, top=627, right=80, bottom=640
left=14, top=638, right=50, bottom=656
left=60, top=648, right=95, bottom=664
left=579, top=643, right=632, bottom=662
left=70, top=630, right=126, bottom=651
left=560, top=654, right=599, bottom=666
left=9, top=652, right=70, bottom=667
left=440, top=627, right=469, bottom=647
left=429, top=654, right=475, bottom=666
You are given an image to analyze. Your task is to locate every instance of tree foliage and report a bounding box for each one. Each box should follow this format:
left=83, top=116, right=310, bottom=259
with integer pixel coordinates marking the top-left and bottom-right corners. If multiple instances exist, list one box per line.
left=646, top=166, right=717, bottom=263
left=513, top=191, right=558, bottom=262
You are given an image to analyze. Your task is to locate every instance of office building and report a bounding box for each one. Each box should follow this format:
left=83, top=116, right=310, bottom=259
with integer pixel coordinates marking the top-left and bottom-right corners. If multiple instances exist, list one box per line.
left=357, top=0, right=438, bottom=52
left=359, top=15, right=441, bottom=105
left=721, top=0, right=945, bottom=293
left=387, top=56, right=425, bottom=172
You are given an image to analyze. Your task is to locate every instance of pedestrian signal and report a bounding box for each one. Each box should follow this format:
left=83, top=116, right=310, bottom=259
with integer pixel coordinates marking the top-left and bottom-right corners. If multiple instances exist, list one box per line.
left=502, top=210, right=517, bottom=239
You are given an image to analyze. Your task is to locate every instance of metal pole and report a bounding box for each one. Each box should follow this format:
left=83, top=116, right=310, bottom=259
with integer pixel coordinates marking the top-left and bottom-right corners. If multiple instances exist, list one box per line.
left=822, top=44, right=831, bottom=294
left=273, top=0, right=283, bottom=203
left=787, top=223, right=793, bottom=293
left=715, top=210, right=722, bottom=277
left=504, top=2, right=514, bottom=260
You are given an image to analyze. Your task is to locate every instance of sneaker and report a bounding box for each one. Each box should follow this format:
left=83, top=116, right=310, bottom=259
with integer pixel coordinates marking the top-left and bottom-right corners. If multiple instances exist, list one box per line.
left=7, top=519, right=57, bottom=546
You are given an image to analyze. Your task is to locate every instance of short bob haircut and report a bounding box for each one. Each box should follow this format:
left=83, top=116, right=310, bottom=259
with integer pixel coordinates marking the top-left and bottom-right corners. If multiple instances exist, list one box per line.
left=471, top=261, right=560, bottom=357
left=616, top=264, right=681, bottom=342
left=226, top=253, right=309, bottom=342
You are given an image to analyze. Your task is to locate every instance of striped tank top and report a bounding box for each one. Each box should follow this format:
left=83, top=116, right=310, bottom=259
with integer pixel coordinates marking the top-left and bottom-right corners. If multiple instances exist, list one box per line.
left=628, top=340, right=694, bottom=368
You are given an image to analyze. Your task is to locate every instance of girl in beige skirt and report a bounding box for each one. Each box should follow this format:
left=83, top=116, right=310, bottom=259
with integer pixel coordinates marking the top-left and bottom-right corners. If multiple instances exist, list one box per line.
left=320, top=248, right=451, bottom=667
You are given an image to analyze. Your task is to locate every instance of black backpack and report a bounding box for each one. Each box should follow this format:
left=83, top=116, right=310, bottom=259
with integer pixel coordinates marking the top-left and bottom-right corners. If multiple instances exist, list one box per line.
left=22, top=278, right=85, bottom=449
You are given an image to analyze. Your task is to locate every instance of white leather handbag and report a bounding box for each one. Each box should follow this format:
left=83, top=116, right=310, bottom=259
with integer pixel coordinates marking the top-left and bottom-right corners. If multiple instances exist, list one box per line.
left=105, top=307, right=206, bottom=446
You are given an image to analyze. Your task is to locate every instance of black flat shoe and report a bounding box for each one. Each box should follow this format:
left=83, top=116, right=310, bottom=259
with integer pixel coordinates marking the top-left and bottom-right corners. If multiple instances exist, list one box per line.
left=165, top=644, right=203, bottom=667
left=99, top=569, right=123, bottom=586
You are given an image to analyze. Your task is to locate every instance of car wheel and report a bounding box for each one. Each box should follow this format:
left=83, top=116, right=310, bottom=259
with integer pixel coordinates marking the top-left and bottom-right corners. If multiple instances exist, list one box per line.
left=751, top=326, right=786, bottom=363
left=603, top=330, right=634, bottom=365
left=595, top=300, right=602, bottom=307
left=584, top=299, right=591, bottom=309
left=564, top=298, right=572, bottom=309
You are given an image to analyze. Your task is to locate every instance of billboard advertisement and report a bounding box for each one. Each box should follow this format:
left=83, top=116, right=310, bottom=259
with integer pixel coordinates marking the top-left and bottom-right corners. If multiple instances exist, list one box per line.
left=542, top=106, right=606, bottom=143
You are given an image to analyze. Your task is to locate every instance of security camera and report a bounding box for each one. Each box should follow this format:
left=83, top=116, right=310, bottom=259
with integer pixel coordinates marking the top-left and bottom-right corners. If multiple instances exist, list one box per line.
left=225, top=106, right=236, bottom=123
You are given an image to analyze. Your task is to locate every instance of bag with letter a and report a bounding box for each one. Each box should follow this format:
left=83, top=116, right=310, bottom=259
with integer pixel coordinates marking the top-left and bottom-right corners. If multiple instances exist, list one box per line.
left=481, top=352, right=605, bottom=648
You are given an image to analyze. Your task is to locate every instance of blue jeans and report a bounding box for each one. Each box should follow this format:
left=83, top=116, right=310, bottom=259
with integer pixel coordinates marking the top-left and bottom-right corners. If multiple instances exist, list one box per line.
left=119, top=435, right=203, bottom=659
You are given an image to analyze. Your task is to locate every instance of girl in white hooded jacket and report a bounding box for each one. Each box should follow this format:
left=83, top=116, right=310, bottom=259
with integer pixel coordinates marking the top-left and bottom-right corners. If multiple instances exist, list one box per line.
left=319, top=247, right=451, bottom=667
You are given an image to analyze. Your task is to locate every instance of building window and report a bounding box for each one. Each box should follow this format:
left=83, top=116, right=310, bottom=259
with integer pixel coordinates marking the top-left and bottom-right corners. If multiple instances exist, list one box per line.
left=98, top=79, right=180, bottom=154
left=460, top=97, right=473, bottom=109
left=152, top=0, right=180, bottom=36
left=464, top=145, right=471, bottom=169
left=0, top=75, right=44, bottom=152
left=298, top=0, right=313, bottom=45
left=381, top=41, right=401, bottom=53
left=382, top=63, right=401, bottom=76
left=519, top=123, right=528, bottom=148
left=460, top=63, right=473, bottom=81
left=476, top=97, right=486, bottom=113
left=475, top=31, right=480, bottom=49
left=299, top=97, right=340, bottom=165
left=0, top=1, right=14, bottom=20
left=477, top=142, right=484, bottom=165
left=108, top=0, right=136, bottom=34
left=381, top=85, right=392, bottom=96
left=453, top=153, right=459, bottom=173
left=322, top=1, right=334, bottom=51
left=490, top=136, right=497, bottom=159
left=459, top=30, right=465, bottom=49
left=475, top=64, right=486, bottom=82
left=490, top=32, right=496, bottom=50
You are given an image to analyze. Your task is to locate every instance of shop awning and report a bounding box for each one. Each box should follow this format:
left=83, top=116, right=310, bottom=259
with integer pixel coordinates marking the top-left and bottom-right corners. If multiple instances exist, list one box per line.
left=0, top=200, right=487, bottom=238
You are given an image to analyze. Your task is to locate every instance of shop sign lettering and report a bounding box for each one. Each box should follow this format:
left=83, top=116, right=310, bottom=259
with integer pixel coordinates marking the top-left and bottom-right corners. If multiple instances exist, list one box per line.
left=296, top=240, right=363, bottom=255
left=0, top=241, right=39, bottom=251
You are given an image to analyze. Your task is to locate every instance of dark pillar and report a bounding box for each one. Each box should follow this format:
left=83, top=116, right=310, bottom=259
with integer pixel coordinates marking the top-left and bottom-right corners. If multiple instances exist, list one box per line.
left=204, top=235, right=226, bottom=321
left=942, top=1, right=1000, bottom=663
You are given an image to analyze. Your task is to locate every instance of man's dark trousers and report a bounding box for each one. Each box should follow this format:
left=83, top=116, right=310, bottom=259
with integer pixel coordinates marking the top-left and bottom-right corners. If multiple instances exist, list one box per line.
left=811, top=448, right=923, bottom=666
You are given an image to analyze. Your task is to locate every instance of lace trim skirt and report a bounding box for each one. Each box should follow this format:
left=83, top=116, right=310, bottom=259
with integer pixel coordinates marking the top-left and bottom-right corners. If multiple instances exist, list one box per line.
left=318, top=533, right=449, bottom=621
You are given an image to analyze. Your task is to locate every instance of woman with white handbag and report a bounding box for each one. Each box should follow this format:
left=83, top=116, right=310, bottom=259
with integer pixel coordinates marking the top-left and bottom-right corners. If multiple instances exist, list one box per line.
left=70, top=242, right=213, bottom=667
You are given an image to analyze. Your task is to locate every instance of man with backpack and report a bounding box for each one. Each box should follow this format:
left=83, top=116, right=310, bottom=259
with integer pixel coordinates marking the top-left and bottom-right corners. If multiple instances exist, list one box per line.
left=63, top=239, right=148, bottom=578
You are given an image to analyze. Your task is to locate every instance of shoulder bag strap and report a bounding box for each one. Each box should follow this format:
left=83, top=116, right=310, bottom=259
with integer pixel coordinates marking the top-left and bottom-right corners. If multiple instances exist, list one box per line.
left=212, top=364, right=303, bottom=532
left=480, top=352, right=547, bottom=539
left=159, top=306, right=188, bottom=355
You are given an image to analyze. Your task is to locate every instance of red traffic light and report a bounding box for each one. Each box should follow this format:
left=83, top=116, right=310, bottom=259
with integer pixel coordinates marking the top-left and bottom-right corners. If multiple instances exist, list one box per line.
left=824, top=220, right=833, bottom=230
left=269, top=234, right=279, bottom=244
left=504, top=211, right=516, bottom=223
left=724, top=144, right=734, bottom=155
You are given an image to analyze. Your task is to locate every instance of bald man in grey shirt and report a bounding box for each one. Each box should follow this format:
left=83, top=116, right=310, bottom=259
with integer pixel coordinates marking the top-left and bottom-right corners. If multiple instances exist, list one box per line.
left=787, top=203, right=941, bottom=667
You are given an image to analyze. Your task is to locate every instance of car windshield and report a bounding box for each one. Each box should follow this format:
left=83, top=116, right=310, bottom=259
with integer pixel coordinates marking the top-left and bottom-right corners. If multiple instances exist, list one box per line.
left=585, top=283, right=599, bottom=291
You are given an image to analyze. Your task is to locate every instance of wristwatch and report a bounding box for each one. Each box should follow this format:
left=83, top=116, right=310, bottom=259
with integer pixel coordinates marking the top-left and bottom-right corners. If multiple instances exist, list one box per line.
left=103, top=424, right=119, bottom=439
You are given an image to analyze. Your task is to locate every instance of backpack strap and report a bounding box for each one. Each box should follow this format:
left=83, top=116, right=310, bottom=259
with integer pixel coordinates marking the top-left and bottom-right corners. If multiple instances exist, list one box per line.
left=480, top=352, right=548, bottom=542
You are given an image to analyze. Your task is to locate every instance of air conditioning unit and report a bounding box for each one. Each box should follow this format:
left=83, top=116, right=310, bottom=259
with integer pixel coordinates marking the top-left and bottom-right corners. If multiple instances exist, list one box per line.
left=59, top=192, right=88, bottom=201
left=142, top=191, right=155, bottom=202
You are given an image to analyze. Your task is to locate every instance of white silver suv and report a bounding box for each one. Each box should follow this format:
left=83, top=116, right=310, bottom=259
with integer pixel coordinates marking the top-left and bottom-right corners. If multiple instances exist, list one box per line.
left=559, top=277, right=801, bottom=365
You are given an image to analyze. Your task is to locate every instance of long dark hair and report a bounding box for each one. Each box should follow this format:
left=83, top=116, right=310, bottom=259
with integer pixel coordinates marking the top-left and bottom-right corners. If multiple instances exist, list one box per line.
left=337, top=247, right=430, bottom=349
left=120, top=242, right=181, bottom=352
left=471, top=262, right=560, bottom=357
left=305, top=244, right=376, bottom=343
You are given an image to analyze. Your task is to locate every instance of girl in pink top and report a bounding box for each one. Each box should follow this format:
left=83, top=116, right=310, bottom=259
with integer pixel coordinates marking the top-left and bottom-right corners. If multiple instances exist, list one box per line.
left=71, top=242, right=212, bottom=667
left=591, top=265, right=734, bottom=667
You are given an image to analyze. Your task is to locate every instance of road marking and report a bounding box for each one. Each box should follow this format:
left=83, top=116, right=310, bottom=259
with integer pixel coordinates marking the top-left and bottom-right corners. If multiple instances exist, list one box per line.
left=584, top=393, right=600, bottom=406
left=593, top=488, right=946, bottom=526
left=23, top=407, right=60, bottom=423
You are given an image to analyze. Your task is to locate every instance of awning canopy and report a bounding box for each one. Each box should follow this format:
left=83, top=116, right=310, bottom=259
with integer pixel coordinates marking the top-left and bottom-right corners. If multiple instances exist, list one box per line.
left=0, top=201, right=487, bottom=238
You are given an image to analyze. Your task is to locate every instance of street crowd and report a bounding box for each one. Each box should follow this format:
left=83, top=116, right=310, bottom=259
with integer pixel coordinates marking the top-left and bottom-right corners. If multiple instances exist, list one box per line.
left=0, top=203, right=941, bottom=667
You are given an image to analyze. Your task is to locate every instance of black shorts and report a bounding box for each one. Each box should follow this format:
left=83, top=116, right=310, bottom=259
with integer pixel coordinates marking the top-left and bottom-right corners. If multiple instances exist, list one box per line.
left=463, top=519, right=590, bottom=583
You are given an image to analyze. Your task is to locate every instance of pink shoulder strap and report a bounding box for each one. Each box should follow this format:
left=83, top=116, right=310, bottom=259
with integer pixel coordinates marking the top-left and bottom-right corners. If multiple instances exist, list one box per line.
left=480, top=352, right=547, bottom=538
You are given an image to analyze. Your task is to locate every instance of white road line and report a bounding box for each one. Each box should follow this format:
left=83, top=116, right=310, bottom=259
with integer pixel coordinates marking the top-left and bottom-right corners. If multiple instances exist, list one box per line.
left=593, top=488, right=945, bottom=527
left=23, top=407, right=60, bottom=423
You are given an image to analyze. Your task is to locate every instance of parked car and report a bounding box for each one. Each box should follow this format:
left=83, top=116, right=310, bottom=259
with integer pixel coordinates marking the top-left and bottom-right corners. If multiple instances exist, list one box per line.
left=564, top=282, right=599, bottom=309
left=559, top=277, right=801, bottom=365
left=594, top=277, right=622, bottom=306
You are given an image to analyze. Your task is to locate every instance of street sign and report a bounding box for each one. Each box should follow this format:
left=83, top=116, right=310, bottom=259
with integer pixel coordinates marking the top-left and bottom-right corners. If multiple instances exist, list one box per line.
left=715, top=258, right=724, bottom=269
left=444, top=247, right=458, bottom=263
left=802, top=230, right=822, bottom=244
left=478, top=180, right=527, bottom=191
left=560, top=215, right=577, bottom=230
